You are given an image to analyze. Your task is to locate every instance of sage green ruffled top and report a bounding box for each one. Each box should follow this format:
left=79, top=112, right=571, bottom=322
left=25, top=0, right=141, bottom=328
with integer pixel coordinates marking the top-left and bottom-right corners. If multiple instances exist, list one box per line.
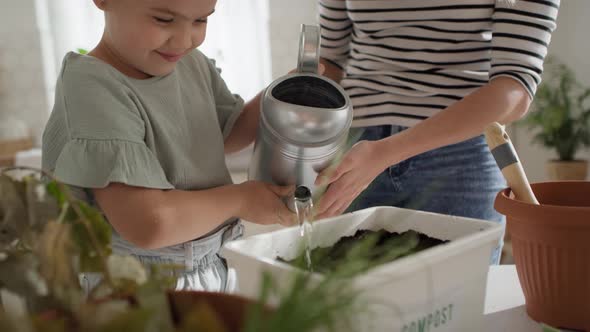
left=42, top=50, right=244, bottom=204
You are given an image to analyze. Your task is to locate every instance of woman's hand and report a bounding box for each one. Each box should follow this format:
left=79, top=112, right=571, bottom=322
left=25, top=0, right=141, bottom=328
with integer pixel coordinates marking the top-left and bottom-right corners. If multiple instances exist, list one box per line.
left=319, top=58, right=344, bottom=83
left=314, top=140, right=390, bottom=220
left=236, top=181, right=296, bottom=226
left=288, top=63, right=325, bottom=75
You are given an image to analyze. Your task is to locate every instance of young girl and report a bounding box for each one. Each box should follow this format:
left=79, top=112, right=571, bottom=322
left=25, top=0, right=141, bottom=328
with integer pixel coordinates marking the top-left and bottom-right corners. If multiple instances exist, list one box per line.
left=314, top=0, right=559, bottom=263
left=42, top=0, right=297, bottom=292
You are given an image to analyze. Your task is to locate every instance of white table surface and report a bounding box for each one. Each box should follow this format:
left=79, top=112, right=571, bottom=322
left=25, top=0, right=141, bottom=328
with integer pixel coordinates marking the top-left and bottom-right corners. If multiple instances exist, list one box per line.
left=484, top=265, right=556, bottom=332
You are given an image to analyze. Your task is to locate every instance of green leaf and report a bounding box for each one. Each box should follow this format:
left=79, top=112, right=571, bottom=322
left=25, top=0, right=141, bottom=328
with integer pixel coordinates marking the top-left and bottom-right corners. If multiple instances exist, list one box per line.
left=245, top=270, right=364, bottom=332
left=45, top=181, right=66, bottom=207
left=77, top=202, right=111, bottom=247
left=67, top=201, right=112, bottom=272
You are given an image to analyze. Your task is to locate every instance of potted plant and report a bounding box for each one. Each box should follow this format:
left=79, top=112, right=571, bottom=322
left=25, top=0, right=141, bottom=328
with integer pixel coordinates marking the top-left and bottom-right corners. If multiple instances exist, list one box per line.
left=522, top=57, right=590, bottom=180
left=0, top=167, right=365, bottom=332
left=495, top=181, right=590, bottom=331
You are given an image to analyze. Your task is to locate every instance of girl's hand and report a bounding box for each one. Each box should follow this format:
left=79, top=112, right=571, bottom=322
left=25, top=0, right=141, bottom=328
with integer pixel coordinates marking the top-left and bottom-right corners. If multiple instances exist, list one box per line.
left=236, top=181, right=296, bottom=226
left=314, top=140, right=389, bottom=220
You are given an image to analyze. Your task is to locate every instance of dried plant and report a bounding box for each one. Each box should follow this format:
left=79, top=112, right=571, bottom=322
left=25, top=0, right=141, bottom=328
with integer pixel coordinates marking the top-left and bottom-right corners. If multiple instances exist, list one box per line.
left=0, top=167, right=368, bottom=332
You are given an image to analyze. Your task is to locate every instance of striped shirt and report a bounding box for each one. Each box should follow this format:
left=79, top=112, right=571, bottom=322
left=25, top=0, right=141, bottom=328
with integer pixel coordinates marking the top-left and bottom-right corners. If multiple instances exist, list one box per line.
left=319, top=0, right=559, bottom=127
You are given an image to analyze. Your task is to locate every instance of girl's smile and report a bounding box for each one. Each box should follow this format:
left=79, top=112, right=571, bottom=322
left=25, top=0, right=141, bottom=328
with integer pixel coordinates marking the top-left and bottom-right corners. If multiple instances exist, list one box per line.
left=156, top=50, right=186, bottom=63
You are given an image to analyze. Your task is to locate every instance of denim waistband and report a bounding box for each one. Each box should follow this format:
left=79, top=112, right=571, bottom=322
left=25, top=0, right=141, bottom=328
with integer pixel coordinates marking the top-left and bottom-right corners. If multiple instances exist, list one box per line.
left=111, top=219, right=243, bottom=272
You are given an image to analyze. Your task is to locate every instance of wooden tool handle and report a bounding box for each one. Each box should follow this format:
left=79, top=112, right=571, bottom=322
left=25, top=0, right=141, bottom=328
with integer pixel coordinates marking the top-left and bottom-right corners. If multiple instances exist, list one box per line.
left=484, top=123, right=539, bottom=205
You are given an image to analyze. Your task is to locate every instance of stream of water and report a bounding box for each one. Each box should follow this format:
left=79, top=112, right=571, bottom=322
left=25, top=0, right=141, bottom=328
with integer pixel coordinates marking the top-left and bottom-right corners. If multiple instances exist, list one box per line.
left=294, top=186, right=314, bottom=271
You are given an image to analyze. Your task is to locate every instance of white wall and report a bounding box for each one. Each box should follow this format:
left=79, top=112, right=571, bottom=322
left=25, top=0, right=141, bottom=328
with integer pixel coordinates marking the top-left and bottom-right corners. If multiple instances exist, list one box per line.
left=0, top=0, right=49, bottom=144
left=513, top=0, right=590, bottom=182
left=268, top=0, right=318, bottom=79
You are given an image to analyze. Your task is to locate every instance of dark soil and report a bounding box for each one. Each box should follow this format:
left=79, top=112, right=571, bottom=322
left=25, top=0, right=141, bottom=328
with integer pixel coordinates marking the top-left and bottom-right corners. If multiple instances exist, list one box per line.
left=278, top=229, right=448, bottom=274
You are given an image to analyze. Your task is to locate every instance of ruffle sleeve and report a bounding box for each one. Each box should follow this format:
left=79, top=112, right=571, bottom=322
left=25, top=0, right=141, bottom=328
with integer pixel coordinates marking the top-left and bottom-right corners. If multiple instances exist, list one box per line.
left=53, top=138, right=173, bottom=189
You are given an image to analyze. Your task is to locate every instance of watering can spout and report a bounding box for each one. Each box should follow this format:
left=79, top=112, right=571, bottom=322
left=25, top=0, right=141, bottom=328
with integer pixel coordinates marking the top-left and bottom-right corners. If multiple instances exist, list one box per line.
left=284, top=185, right=313, bottom=214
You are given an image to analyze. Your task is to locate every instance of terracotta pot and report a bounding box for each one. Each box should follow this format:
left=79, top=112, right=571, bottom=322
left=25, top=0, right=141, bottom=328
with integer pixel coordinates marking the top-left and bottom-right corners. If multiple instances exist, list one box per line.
left=37, top=291, right=260, bottom=331
left=495, top=181, right=590, bottom=331
left=168, top=291, right=261, bottom=331
left=546, top=160, right=588, bottom=181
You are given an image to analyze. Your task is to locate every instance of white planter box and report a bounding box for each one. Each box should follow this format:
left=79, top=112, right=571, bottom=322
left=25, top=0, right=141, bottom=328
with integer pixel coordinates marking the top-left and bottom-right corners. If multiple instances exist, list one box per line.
left=222, top=206, right=504, bottom=332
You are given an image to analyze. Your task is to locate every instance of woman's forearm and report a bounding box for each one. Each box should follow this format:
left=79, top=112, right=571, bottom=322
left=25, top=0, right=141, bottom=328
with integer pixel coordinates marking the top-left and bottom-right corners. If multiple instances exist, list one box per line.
left=376, top=77, right=532, bottom=167
left=320, top=58, right=344, bottom=83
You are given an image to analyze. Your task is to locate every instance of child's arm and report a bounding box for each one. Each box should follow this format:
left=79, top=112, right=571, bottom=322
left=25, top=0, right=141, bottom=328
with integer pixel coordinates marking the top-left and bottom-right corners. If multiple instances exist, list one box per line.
left=93, top=180, right=294, bottom=249
left=223, top=92, right=262, bottom=154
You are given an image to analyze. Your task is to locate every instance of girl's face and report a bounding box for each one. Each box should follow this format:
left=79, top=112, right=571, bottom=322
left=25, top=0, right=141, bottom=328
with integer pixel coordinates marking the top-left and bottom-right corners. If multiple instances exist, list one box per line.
left=95, top=0, right=216, bottom=78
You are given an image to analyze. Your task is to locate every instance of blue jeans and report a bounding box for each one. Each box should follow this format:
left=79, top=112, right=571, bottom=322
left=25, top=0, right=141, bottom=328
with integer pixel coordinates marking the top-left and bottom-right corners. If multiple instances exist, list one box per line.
left=347, top=125, right=506, bottom=264
left=81, top=221, right=243, bottom=293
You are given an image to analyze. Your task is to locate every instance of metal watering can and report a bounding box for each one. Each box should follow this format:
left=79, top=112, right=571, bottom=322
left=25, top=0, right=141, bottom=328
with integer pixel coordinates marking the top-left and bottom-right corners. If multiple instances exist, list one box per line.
left=248, top=24, right=353, bottom=209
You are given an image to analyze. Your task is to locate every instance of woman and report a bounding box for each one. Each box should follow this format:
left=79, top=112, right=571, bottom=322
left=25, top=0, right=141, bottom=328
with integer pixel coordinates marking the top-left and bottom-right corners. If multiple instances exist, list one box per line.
left=314, top=0, right=560, bottom=263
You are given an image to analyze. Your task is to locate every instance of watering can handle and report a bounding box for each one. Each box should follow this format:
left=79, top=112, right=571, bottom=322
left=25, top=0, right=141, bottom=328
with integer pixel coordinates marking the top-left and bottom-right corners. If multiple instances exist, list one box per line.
left=297, top=24, right=321, bottom=74
left=485, top=122, right=539, bottom=205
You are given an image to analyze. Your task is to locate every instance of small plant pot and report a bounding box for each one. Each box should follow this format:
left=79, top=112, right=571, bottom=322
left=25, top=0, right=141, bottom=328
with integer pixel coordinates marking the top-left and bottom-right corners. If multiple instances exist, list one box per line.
left=546, top=160, right=588, bottom=180
left=36, top=291, right=261, bottom=331
left=495, top=181, right=590, bottom=331
left=169, top=291, right=260, bottom=331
